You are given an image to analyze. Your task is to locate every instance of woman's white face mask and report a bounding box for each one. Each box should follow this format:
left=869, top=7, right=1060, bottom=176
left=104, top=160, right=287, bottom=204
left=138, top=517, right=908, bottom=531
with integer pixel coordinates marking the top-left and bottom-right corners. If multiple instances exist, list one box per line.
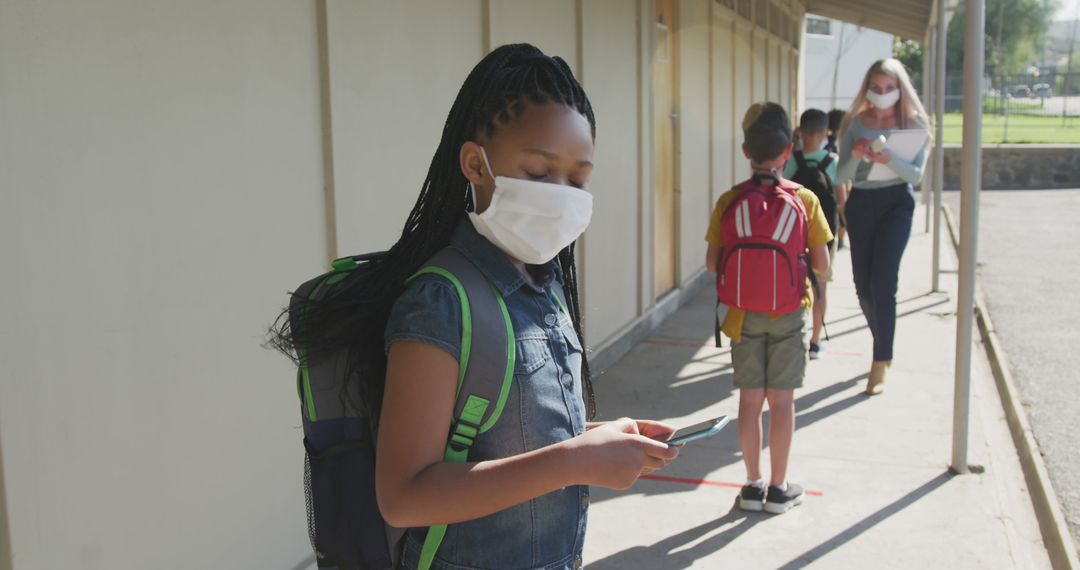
left=468, top=147, right=593, bottom=265
left=866, top=88, right=900, bottom=110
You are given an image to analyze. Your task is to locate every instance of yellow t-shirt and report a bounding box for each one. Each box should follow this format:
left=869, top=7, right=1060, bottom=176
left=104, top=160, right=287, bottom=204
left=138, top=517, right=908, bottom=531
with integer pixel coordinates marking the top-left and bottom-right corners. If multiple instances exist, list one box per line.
left=705, top=183, right=834, bottom=343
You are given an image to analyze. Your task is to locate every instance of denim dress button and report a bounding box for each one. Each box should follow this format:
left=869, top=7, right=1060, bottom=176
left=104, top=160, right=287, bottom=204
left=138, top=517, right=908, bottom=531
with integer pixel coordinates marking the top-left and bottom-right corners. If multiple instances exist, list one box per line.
left=544, top=313, right=558, bottom=326
left=581, top=492, right=590, bottom=508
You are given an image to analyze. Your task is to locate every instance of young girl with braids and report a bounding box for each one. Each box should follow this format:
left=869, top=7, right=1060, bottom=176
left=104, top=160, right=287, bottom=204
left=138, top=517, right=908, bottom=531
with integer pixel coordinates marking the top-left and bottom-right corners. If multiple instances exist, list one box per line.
left=272, top=44, right=679, bottom=570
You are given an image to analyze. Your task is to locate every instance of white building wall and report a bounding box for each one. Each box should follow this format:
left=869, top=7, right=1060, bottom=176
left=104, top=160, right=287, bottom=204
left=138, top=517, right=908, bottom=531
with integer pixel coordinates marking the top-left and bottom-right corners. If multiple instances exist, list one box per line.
left=325, top=0, right=485, bottom=255
left=732, top=23, right=754, bottom=184
left=801, top=15, right=894, bottom=113
left=711, top=10, right=737, bottom=205
left=0, top=1, right=327, bottom=568
left=677, top=0, right=712, bottom=287
left=581, top=0, right=644, bottom=345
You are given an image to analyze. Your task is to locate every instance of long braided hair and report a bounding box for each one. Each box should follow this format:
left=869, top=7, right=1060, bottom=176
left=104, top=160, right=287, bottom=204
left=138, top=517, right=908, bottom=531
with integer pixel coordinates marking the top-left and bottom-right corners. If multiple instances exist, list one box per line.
left=269, top=43, right=597, bottom=420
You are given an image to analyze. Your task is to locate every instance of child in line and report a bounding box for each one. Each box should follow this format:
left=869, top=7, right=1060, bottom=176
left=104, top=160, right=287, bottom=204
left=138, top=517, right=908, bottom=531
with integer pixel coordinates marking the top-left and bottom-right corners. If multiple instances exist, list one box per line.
left=785, top=109, right=845, bottom=359
left=706, top=103, right=833, bottom=514
left=275, top=44, right=679, bottom=570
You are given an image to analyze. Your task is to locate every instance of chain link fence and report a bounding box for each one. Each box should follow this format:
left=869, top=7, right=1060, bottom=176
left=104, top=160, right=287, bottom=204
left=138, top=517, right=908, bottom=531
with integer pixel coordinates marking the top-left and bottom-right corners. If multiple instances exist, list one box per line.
left=941, top=72, right=1080, bottom=143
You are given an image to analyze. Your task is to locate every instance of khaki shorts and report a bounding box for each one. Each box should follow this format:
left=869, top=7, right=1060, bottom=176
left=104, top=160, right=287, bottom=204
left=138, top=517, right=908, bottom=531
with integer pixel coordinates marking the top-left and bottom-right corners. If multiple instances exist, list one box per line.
left=731, top=309, right=808, bottom=390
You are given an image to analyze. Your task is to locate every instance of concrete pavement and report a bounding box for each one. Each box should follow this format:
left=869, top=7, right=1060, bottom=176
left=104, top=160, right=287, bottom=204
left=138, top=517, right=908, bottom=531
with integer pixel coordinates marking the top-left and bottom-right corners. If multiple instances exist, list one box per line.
left=582, top=204, right=1053, bottom=569
left=945, top=189, right=1080, bottom=549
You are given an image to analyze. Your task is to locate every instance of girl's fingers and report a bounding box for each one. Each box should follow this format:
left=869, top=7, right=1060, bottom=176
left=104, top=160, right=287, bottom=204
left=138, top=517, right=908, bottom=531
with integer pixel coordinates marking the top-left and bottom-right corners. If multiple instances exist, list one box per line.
left=640, top=456, right=676, bottom=475
left=642, top=456, right=665, bottom=471
left=611, top=417, right=639, bottom=435
left=636, top=436, right=680, bottom=460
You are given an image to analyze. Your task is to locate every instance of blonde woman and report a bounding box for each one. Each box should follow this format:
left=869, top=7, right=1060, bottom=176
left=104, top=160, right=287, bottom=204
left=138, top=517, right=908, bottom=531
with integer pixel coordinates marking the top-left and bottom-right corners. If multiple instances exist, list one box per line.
left=835, top=58, right=930, bottom=396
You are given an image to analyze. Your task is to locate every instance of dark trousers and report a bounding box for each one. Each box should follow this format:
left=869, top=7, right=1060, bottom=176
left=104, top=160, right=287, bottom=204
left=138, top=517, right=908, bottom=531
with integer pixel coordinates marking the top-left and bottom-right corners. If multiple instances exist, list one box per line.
left=844, top=184, right=914, bottom=362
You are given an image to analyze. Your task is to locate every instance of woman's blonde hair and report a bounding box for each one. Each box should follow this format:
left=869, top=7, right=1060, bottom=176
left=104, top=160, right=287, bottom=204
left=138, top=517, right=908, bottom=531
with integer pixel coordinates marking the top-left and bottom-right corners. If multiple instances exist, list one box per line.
left=840, top=58, right=930, bottom=136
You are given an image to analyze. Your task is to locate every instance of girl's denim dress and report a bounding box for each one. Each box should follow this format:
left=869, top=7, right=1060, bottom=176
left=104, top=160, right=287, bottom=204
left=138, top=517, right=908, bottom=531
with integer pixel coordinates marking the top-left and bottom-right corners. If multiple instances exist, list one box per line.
left=384, top=220, right=589, bottom=570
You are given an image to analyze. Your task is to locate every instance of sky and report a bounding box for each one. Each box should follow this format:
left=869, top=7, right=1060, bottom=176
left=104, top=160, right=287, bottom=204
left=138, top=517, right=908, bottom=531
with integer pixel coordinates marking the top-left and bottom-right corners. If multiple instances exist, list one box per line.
left=1058, top=0, right=1080, bottom=21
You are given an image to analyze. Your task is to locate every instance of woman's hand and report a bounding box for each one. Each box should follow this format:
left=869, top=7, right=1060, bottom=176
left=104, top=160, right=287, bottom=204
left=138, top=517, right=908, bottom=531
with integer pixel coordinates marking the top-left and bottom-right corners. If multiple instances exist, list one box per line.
left=851, top=138, right=871, bottom=160
left=563, top=417, right=679, bottom=489
left=868, top=149, right=892, bottom=164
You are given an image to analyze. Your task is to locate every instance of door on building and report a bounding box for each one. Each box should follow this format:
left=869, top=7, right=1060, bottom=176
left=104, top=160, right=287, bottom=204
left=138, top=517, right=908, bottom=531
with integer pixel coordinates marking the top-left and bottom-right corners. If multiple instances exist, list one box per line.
left=654, top=0, right=678, bottom=298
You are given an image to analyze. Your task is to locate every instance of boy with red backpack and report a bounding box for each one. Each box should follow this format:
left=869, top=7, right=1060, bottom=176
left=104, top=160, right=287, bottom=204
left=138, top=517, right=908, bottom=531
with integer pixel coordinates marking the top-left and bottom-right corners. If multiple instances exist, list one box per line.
left=785, top=109, right=845, bottom=360
left=705, top=103, right=833, bottom=514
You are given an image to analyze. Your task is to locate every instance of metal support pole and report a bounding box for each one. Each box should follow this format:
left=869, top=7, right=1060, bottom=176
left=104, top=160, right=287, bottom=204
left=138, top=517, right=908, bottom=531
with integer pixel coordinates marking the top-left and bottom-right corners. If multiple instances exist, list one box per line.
left=922, top=27, right=935, bottom=233
left=1064, top=14, right=1077, bottom=125
left=953, top=0, right=985, bottom=475
left=932, top=6, right=947, bottom=293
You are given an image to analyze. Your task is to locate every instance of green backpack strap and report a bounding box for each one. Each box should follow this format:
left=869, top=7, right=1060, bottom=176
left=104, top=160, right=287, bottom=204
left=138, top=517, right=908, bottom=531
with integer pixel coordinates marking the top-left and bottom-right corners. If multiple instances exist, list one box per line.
left=549, top=278, right=570, bottom=317
left=406, top=247, right=515, bottom=570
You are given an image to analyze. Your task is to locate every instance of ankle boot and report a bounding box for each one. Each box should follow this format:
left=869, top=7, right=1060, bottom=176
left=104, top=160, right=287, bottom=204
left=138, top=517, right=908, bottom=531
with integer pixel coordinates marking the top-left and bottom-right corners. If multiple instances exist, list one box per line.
left=866, top=360, right=890, bottom=395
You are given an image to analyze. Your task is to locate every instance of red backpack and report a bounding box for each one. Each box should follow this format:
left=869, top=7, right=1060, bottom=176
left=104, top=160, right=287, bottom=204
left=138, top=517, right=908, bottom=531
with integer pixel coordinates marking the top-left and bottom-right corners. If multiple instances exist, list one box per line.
left=716, top=175, right=809, bottom=314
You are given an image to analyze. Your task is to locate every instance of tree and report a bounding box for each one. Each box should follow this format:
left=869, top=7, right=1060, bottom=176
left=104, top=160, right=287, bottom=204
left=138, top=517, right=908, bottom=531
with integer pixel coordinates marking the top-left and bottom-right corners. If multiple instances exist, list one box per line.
left=946, top=0, right=1048, bottom=78
left=894, top=37, right=924, bottom=93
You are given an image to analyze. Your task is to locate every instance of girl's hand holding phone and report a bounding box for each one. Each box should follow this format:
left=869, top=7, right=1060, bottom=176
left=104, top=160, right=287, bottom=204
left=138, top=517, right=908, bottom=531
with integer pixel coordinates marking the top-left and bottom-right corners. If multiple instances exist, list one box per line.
left=633, top=419, right=678, bottom=442
left=564, top=417, right=679, bottom=490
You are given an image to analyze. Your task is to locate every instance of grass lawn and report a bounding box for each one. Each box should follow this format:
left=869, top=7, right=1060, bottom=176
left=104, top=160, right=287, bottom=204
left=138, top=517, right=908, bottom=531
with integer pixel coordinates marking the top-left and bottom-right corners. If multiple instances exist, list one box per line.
left=942, top=113, right=1080, bottom=144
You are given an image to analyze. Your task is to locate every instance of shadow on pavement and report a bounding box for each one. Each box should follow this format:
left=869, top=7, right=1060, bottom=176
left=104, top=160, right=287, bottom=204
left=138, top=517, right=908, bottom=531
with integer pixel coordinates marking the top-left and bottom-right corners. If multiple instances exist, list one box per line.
left=592, top=371, right=871, bottom=504
left=824, top=290, right=942, bottom=327
left=773, top=471, right=955, bottom=569
left=590, top=285, right=952, bottom=507
left=586, top=499, right=767, bottom=570
left=823, top=297, right=951, bottom=342
left=590, top=471, right=954, bottom=569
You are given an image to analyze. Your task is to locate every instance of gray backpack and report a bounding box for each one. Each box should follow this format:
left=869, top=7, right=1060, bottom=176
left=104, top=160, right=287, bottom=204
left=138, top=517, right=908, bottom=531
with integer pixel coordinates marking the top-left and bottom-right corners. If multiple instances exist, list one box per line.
left=292, top=246, right=566, bottom=570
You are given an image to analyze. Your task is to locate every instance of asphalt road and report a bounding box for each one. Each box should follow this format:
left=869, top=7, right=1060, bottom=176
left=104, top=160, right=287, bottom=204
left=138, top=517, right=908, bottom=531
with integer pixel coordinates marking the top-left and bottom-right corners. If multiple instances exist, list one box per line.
left=946, top=189, right=1080, bottom=545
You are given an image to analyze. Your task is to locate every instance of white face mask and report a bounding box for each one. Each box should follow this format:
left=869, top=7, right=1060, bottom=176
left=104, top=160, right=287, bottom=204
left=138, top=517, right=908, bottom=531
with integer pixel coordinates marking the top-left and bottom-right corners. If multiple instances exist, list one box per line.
left=467, top=147, right=593, bottom=265
left=866, top=88, right=900, bottom=110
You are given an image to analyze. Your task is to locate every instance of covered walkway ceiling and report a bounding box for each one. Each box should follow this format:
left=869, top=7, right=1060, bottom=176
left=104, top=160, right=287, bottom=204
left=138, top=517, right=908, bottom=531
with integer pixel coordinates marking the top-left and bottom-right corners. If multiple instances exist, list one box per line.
left=804, top=0, right=937, bottom=41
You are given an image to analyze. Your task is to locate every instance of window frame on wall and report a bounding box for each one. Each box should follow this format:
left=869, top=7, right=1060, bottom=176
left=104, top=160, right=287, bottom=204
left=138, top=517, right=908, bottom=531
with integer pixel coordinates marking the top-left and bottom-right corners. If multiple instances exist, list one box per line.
left=805, top=16, right=832, bottom=38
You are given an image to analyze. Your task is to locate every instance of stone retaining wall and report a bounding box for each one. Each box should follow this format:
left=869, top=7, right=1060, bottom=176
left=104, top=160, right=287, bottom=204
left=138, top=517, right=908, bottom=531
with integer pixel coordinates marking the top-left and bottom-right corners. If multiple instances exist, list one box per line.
left=942, top=145, right=1080, bottom=189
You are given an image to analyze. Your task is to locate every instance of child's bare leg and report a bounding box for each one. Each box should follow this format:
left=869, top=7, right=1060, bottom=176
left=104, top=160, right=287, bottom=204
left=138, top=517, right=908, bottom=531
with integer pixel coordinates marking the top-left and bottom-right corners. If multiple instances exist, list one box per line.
left=765, top=388, right=796, bottom=486
left=811, top=281, right=827, bottom=344
left=738, top=388, right=767, bottom=481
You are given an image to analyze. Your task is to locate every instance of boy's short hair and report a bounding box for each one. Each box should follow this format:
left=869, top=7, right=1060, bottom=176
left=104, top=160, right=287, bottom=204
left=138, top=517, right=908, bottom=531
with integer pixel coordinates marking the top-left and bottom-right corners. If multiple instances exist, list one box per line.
left=799, top=109, right=829, bottom=135
left=827, top=109, right=846, bottom=133
left=742, top=103, right=791, bottom=164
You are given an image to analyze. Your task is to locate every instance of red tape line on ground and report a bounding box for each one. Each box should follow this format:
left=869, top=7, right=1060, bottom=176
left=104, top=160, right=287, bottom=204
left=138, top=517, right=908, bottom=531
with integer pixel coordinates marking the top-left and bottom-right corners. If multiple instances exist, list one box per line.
left=640, top=474, right=824, bottom=497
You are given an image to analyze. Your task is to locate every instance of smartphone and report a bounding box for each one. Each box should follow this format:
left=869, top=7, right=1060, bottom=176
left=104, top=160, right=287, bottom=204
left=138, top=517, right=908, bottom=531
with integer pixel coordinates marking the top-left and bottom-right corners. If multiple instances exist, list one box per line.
left=665, top=416, right=730, bottom=447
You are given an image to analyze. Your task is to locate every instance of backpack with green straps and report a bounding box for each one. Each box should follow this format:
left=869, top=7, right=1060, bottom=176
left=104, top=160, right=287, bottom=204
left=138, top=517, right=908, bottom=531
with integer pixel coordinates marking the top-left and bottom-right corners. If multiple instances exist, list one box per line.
left=292, top=246, right=567, bottom=570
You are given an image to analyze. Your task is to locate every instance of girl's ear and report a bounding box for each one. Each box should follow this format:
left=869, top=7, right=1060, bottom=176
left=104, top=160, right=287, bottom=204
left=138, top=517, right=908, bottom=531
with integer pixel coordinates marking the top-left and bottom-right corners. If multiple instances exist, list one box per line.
left=781, top=143, right=793, bottom=162
left=741, top=144, right=750, bottom=160
left=460, top=141, right=487, bottom=185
